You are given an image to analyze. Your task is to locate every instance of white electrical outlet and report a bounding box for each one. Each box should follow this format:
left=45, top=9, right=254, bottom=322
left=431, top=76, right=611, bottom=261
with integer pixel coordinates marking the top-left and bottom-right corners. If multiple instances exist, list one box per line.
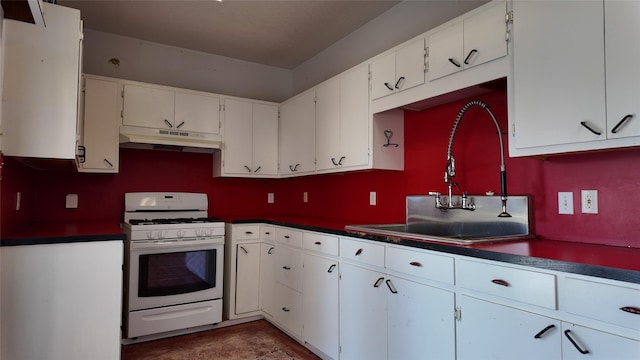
left=16, top=192, right=21, bottom=211
left=267, top=193, right=274, bottom=204
left=370, top=191, right=377, bottom=206
left=303, top=192, right=308, bottom=203
left=581, top=190, right=598, bottom=214
left=558, top=192, right=573, bottom=214
left=65, top=194, right=78, bottom=209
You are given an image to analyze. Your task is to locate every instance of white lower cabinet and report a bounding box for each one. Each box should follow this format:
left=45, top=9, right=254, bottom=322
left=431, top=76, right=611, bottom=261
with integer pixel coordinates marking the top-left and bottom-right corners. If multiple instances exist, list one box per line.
left=386, top=275, right=455, bottom=360
left=273, top=228, right=304, bottom=337
left=235, top=242, right=261, bottom=314
left=456, top=294, right=561, bottom=360
left=339, top=262, right=388, bottom=360
left=302, top=253, right=339, bottom=359
left=561, top=323, right=640, bottom=360
left=259, top=241, right=276, bottom=317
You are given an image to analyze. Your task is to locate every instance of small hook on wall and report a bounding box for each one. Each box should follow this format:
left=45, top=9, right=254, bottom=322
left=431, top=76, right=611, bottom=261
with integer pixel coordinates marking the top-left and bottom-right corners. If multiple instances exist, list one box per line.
left=108, top=57, right=120, bottom=68
left=383, top=130, right=399, bottom=147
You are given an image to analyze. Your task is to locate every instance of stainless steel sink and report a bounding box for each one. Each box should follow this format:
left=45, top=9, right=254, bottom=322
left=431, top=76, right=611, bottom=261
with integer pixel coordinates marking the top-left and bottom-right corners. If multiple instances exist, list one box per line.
left=345, top=195, right=534, bottom=245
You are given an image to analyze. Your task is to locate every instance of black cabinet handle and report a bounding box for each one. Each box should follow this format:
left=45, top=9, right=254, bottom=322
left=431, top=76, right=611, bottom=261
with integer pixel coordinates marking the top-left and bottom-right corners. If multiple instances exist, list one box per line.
left=239, top=246, right=248, bottom=254
left=534, top=324, right=556, bottom=339
left=267, top=247, right=274, bottom=254
left=394, top=76, right=405, bottom=89
left=491, top=279, right=510, bottom=287
left=289, top=163, right=300, bottom=172
left=245, top=231, right=253, bottom=235
left=253, top=166, right=261, bottom=173
left=580, top=121, right=602, bottom=135
left=176, top=121, right=185, bottom=129
left=282, top=307, right=290, bottom=312
left=611, top=114, right=633, bottom=134
left=464, top=49, right=478, bottom=65
left=448, top=58, right=461, bottom=68
left=385, top=279, right=398, bottom=294
left=373, top=277, right=385, bottom=288
left=384, top=82, right=394, bottom=91
left=620, top=306, right=640, bottom=315
left=327, top=264, right=336, bottom=273
left=164, top=119, right=173, bottom=128
left=331, top=158, right=338, bottom=166
left=314, top=241, right=322, bottom=245
left=282, top=266, right=291, bottom=270
left=355, top=248, right=363, bottom=256
left=338, top=156, right=346, bottom=165
left=564, top=330, right=589, bottom=354
left=104, top=159, right=113, bottom=167
left=409, top=261, right=423, bottom=267
left=244, top=165, right=252, bottom=172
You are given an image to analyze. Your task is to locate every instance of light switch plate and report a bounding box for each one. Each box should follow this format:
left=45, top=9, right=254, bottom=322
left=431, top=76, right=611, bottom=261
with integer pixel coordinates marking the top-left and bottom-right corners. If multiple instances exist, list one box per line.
left=558, top=192, right=573, bottom=214
left=267, top=193, right=274, bottom=204
left=370, top=191, right=377, bottom=206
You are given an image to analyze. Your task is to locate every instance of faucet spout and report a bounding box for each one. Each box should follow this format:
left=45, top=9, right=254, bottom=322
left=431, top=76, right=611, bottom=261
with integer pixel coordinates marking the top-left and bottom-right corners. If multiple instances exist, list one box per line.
left=444, top=100, right=511, bottom=217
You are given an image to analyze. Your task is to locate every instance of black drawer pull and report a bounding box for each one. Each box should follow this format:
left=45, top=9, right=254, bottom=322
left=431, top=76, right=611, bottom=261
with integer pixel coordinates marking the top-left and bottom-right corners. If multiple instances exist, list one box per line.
left=409, top=261, right=423, bottom=267
left=564, top=330, right=589, bottom=354
left=355, top=248, right=363, bottom=256
left=620, top=306, right=640, bottom=315
left=282, top=307, right=290, bottom=312
left=282, top=266, right=291, bottom=270
left=534, top=324, right=556, bottom=339
left=239, top=246, right=248, bottom=254
left=314, top=241, right=322, bottom=245
left=491, top=279, right=510, bottom=287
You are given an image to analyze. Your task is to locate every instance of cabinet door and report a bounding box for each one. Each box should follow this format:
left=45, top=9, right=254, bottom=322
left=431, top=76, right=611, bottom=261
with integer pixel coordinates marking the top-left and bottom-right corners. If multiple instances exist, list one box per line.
left=260, top=243, right=276, bottom=316
left=339, top=64, right=370, bottom=169
left=235, top=243, right=261, bottom=314
left=604, top=0, right=640, bottom=139
left=394, top=38, right=426, bottom=92
left=223, top=99, right=254, bottom=175
left=1, top=3, right=82, bottom=159
left=428, top=22, right=464, bottom=81
left=463, top=0, right=507, bottom=69
left=315, top=79, right=341, bottom=171
left=339, top=263, right=387, bottom=360
left=174, top=91, right=220, bottom=134
left=561, top=323, right=640, bottom=360
left=273, top=283, right=302, bottom=337
left=303, top=254, right=339, bottom=360
left=79, top=77, right=119, bottom=173
left=511, top=1, right=606, bottom=150
left=456, top=295, right=561, bottom=360
left=279, top=90, right=316, bottom=176
left=122, top=84, right=175, bottom=129
left=252, top=103, right=279, bottom=176
left=387, top=276, right=455, bottom=360
left=371, top=52, right=397, bottom=100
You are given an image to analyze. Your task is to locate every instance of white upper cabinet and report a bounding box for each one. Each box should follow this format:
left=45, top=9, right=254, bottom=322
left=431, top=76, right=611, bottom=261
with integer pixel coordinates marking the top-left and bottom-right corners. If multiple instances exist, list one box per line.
left=428, top=0, right=507, bottom=81
left=123, top=83, right=220, bottom=135
left=316, top=64, right=370, bottom=173
left=604, top=0, right=640, bottom=140
left=1, top=3, right=82, bottom=160
left=78, top=76, right=120, bottom=173
left=509, top=0, right=640, bottom=156
left=216, top=98, right=278, bottom=177
left=371, top=38, right=426, bottom=100
left=279, top=90, right=316, bottom=177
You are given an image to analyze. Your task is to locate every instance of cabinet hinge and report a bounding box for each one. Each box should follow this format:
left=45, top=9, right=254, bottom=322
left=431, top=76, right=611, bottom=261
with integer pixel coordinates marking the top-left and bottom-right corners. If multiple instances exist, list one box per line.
left=425, top=46, right=429, bottom=57
left=511, top=123, right=516, bottom=137
left=121, top=89, right=124, bottom=98
left=454, top=307, right=462, bottom=321
left=506, top=10, right=513, bottom=24
left=120, top=110, right=123, bottom=119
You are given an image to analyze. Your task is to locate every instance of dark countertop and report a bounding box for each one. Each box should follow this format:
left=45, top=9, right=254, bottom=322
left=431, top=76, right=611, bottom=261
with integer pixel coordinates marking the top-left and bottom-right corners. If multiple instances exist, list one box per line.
left=1, top=220, right=126, bottom=246
left=229, top=216, right=640, bottom=284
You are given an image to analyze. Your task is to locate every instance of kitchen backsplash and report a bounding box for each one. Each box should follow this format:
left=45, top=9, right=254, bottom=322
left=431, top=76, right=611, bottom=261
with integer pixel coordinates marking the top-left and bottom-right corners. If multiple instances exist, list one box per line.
left=2, top=89, right=639, bottom=248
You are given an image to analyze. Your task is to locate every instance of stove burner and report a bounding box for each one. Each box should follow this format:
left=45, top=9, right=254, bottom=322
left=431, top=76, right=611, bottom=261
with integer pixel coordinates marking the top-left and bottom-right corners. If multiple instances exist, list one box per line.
left=129, top=217, right=221, bottom=226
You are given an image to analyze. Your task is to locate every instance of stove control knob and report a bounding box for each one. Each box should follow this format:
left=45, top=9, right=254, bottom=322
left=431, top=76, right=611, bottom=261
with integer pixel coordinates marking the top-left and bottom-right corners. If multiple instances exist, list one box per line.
left=177, top=230, right=185, bottom=238
left=195, top=229, right=204, bottom=237
left=156, top=231, right=165, bottom=239
left=205, top=228, right=213, bottom=236
left=146, top=232, right=154, bottom=240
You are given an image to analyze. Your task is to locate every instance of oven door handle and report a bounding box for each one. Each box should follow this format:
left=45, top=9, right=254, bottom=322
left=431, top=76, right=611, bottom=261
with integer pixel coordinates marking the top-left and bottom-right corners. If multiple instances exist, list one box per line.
left=131, top=237, right=224, bottom=251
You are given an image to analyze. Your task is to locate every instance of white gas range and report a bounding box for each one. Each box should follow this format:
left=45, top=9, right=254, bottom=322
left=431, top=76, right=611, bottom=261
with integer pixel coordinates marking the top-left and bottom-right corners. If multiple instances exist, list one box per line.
left=122, top=192, right=225, bottom=339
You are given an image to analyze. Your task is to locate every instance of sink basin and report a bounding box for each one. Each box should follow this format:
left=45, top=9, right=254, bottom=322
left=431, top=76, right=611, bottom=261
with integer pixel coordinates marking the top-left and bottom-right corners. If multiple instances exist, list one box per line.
left=345, top=194, right=534, bottom=245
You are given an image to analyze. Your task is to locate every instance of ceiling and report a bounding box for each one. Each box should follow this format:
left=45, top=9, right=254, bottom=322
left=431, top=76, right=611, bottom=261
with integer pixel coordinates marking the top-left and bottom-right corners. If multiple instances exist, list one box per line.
left=58, top=0, right=406, bottom=69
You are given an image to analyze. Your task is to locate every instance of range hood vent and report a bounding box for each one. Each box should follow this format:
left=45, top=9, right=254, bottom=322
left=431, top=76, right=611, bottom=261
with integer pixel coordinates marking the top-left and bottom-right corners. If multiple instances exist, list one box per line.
left=119, top=125, right=222, bottom=153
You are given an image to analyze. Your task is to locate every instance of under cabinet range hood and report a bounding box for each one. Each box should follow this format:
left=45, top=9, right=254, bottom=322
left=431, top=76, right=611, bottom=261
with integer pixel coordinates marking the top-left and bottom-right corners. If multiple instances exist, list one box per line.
left=119, top=125, right=222, bottom=153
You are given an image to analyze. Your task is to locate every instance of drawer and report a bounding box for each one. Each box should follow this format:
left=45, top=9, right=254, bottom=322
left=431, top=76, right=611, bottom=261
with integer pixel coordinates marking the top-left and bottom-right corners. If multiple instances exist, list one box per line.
left=564, top=277, right=640, bottom=331
left=275, top=244, right=303, bottom=291
left=273, top=283, right=302, bottom=337
left=386, top=246, right=454, bottom=284
left=340, top=237, right=384, bottom=268
left=303, top=232, right=339, bottom=256
left=233, top=224, right=260, bottom=240
left=261, top=225, right=275, bottom=242
left=275, top=227, right=303, bottom=248
left=457, top=259, right=557, bottom=309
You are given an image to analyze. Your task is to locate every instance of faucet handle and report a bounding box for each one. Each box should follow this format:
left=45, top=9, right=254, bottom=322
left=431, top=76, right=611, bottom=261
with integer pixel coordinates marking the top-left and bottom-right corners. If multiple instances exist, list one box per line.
left=428, top=191, right=441, bottom=196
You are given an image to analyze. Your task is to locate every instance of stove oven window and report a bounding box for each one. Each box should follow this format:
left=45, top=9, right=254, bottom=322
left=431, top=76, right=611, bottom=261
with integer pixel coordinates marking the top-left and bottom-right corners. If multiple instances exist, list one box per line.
left=138, top=249, right=217, bottom=297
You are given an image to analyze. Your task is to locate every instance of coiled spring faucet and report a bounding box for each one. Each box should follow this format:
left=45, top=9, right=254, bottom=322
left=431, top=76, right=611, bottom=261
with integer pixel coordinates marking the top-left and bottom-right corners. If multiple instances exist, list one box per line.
left=431, top=100, right=511, bottom=217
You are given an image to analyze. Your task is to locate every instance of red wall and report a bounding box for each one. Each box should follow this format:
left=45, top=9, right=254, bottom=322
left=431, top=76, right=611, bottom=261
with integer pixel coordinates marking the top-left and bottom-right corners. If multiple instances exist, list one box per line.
left=2, top=89, right=639, bottom=248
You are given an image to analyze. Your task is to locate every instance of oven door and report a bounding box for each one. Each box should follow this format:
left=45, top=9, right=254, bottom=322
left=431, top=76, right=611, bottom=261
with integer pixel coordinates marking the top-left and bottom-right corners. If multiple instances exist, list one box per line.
left=128, top=237, right=224, bottom=311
